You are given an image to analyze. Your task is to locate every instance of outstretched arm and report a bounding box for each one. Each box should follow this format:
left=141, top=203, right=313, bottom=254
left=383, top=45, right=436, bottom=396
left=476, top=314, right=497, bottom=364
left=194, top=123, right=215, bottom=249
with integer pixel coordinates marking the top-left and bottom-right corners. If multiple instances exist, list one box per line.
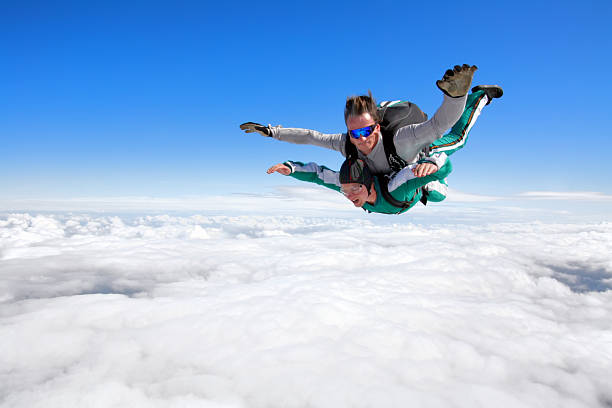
left=271, top=128, right=345, bottom=153
left=267, top=161, right=342, bottom=193
left=241, top=122, right=346, bottom=154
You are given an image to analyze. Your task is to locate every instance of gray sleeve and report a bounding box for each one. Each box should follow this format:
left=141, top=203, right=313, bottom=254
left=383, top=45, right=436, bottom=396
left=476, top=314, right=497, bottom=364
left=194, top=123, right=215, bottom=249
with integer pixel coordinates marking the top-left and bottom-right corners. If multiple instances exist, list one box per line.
left=269, top=126, right=346, bottom=155
left=394, top=94, right=467, bottom=159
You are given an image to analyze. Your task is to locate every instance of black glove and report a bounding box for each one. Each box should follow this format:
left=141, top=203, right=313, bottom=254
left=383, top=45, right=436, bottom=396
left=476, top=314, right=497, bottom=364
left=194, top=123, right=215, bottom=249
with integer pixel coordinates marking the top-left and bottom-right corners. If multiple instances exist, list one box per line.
left=239, top=122, right=271, bottom=137
left=436, top=64, right=478, bottom=98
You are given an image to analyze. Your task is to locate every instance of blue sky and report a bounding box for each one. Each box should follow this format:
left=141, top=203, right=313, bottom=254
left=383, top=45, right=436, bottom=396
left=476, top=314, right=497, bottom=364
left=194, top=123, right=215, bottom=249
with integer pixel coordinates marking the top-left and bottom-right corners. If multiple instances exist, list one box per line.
left=1, top=0, right=611, bottom=200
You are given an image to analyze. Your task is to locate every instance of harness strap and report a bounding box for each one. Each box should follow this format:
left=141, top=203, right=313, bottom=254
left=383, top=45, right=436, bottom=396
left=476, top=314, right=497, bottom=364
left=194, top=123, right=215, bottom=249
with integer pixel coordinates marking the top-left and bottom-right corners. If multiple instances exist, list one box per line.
left=381, top=129, right=408, bottom=173
left=378, top=176, right=420, bottom=213
left=344, top=133, right=359, bottom=160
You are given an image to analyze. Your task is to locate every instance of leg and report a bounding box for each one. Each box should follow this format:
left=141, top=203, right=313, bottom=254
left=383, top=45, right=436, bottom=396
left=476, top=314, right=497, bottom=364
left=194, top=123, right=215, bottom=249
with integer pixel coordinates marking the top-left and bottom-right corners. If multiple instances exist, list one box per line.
left=419, top=87, right=499, bottom=205
left=428, top=89, right=490, bottom=157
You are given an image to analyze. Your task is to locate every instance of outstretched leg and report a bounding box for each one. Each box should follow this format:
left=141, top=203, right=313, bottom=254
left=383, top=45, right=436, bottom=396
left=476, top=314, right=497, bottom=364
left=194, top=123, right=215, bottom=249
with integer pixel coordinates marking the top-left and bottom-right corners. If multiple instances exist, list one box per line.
left=428, top=86, right=501, bottom=157
left=421, top=85, right=502, bottom=204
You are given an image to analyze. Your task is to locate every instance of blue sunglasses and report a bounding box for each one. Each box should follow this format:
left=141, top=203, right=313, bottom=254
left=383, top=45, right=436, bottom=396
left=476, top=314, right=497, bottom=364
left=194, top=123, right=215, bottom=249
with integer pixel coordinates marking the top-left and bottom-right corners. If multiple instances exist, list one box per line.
left=349, top=124, right=377, bottom=139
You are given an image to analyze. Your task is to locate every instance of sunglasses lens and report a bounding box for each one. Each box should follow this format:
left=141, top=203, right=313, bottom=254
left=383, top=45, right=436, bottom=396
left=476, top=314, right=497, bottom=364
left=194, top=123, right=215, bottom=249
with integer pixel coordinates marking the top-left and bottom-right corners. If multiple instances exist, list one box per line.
left=341, top=185, right=362, bottom=195
left=349, top=125, right=375, bottom=139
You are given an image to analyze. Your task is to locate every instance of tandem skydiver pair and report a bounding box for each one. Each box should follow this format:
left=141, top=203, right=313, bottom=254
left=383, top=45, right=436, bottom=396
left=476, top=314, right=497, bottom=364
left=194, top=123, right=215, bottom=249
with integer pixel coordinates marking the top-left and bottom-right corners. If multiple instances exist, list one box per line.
left=240, top=64, right=502, bottom=214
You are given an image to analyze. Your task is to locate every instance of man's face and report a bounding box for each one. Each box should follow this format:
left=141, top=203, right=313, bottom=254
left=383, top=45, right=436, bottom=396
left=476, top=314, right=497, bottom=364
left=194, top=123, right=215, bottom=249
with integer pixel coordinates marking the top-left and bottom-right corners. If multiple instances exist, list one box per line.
left=347, top=113, right=380, bottom=155
left=341, top=183, right=368, bottom=207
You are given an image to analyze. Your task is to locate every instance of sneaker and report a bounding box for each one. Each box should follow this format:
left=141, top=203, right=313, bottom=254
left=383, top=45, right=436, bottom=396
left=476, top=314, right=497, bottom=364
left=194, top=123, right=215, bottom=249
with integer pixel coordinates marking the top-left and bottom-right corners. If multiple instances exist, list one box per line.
left=471, top=85, right=503, bottom=105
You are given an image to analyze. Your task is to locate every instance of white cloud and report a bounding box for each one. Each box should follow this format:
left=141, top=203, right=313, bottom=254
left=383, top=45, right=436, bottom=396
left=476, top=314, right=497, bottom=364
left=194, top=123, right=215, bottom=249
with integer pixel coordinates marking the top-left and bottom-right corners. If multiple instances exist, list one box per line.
left=0, top=185, right=352, bottom=216
left=4, top=186, right=612, bottom=224
left=444, top=187, right=501, bottom=202
left=519, top=191, right=612, bottom=201
left=1, top=213, right=612, bottom=407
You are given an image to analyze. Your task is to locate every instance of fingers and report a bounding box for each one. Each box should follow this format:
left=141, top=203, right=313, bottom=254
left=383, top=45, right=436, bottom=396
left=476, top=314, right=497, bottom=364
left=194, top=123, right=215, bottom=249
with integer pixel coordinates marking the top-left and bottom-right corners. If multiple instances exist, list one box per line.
left=240, top=122, right=258, bottom=130
left=267, top=164, right=290, bottom=175
left=413, top=163, right=438, bottom=177
left=267, top=164, right=283, bottom=174
left=446, top=64, right=477, bottom=76
left=267, top=165, right=280, bottom=174
left=441, top=64, right=476, bottom=81
left=453, top=64, right=473, bottom=72
left=437, top=63, right=478, bottom=97
left=240, top=122, right=264, bottom=131
left=240, top=122, right=270, bottom=136
left=459, top=64, right=477, bottom=73
left=415, top=165, right=424, bottom=177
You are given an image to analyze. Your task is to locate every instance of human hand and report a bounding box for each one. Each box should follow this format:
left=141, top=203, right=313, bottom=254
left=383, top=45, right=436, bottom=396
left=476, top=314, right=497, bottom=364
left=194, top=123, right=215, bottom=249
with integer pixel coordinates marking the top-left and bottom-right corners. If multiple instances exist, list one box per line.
left=240, top=122, right=271, bottom=137
left=413, top=162, right=438, bottom=177
left=436, top=64, right=478, bottom=97
left=267, top=163, right=292, bottom=175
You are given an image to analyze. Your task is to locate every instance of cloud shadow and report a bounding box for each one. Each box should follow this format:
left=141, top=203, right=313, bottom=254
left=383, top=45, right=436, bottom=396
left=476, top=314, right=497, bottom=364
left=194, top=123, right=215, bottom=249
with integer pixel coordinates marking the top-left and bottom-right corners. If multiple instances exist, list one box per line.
left=541, top=262, right=612, bottom=293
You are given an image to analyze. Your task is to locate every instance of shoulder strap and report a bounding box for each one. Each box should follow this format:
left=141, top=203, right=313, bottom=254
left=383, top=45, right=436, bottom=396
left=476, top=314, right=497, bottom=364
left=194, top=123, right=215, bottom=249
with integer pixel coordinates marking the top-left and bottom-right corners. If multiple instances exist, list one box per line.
left=377, top=100, right=428, bottom=173
left=377, top=175, right=420, bottom=213
left=344, top=133, right=359, bottom=160
left=381, top=130, right=409, bottom=173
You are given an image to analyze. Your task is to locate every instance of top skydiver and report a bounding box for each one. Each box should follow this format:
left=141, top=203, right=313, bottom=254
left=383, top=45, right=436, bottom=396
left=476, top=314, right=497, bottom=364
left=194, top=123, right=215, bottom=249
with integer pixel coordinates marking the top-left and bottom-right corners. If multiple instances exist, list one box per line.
left=240, top=64, right=501, bottom=177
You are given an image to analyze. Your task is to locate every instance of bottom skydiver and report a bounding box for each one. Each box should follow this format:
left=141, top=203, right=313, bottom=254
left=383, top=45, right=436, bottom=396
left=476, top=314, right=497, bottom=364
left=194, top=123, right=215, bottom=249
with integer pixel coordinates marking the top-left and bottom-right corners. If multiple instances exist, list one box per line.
left=266, top=85, right=502, bottom=215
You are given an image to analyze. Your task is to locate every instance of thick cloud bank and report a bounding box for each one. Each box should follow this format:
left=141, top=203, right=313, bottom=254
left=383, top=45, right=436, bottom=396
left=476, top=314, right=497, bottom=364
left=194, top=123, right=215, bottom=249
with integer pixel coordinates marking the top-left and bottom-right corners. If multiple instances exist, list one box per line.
left=1, top=213, right=612, bottom=407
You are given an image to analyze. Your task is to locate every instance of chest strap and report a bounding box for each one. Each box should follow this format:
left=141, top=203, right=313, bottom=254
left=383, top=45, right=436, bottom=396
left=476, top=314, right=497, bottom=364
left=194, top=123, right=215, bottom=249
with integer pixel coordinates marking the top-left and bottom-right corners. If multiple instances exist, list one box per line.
left=378, top=176, right=420, bottom=213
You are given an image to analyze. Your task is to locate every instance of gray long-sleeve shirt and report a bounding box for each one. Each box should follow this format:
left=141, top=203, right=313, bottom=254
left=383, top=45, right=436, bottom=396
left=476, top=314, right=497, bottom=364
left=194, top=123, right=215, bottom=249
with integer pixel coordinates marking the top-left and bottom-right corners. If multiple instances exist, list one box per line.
left=269, top=94, right=467, bottom=175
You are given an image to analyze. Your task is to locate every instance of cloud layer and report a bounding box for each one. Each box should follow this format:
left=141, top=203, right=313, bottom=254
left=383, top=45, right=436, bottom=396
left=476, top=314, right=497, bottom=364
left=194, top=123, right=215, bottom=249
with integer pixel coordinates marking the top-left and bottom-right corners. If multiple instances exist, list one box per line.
left=1, top=213, right=612, bottom=407
left=3, top=184, right=612, bottom=237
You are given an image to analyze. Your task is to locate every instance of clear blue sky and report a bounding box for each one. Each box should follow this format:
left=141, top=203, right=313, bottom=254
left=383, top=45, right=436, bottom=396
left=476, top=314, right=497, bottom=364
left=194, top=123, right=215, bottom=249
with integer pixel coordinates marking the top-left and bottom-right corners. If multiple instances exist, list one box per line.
left=2, top=0, right=611, bottom=199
